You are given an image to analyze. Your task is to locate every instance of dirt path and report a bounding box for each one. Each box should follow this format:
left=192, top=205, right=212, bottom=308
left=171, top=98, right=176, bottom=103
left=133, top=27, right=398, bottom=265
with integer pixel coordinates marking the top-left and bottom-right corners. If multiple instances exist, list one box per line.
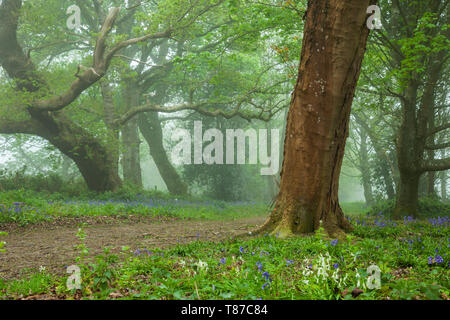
left=0, top=215, right=267, bottom=280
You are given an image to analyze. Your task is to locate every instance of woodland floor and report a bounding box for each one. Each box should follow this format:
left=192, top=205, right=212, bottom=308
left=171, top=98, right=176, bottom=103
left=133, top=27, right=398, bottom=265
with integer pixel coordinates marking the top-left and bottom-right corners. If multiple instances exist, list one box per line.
left=0, top=215, right=267, bottom=280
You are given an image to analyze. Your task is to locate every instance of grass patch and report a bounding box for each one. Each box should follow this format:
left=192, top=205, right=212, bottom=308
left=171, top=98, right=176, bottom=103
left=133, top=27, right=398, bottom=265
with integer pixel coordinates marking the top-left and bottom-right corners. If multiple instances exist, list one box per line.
left=0, top=190, right=269, bottom=226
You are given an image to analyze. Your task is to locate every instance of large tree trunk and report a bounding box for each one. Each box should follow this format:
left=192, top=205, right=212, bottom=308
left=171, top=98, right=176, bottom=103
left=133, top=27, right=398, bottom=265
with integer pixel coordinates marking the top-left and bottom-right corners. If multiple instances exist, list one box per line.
left=394, top=171, right=420, bottom=218
left=138, top=112, right=188, bottom=195
left=393, top=81, right=421, bottom=219
left=30, top=112, right=122, bottom=192
left=258, top=0, right=375, bottom=238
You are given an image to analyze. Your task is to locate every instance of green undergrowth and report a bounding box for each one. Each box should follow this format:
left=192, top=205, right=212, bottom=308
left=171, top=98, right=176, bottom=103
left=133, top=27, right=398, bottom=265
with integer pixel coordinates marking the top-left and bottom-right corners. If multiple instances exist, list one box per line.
left=0, top=189, right=268, bottom=226
left=367, top=197, right=450, bottom=218
left=1, top=216, right=448, bottom=300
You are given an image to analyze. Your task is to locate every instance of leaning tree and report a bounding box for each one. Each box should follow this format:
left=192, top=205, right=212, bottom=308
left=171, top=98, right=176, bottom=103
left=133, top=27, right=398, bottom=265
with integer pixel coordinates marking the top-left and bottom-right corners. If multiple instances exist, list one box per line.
left=0, top=0, right=294, bottom=193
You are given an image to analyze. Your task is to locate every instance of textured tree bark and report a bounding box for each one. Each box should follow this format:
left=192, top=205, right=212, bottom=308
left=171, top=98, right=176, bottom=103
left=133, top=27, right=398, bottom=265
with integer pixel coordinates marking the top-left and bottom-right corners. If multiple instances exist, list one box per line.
left=28, top=112, right=122, bottom=192
left=393, top=171, right=420, bottom=219
left=257, top=0, right=375, bottom=238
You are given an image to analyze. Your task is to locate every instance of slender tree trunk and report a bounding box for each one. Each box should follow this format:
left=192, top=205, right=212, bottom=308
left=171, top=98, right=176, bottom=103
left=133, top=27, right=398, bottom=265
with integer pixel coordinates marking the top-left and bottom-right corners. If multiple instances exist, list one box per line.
left=426, top=108, right=436, bottom=197
left=427, top=171, right=436, bottom=196
left=121, top=85, right=143, bottom=187
left=441, top=150, right=448, bottom=201
left=418, top=174, right=427, bottom=197
left=365, top=136, right=396, bottom=200
left=359, top=129, right=374, bottom=206
left=258, top=0, right=375, bottom=238
left=100, top=81, right=120, bottom=182
left=121, top=118, right=143, bottom=187
left=353, top=113, right=396, bottom=200
left=138, top=112, right=188, bottom=195
left=441, top=170, right=447, bottom=201
left=382, top=156, right=396, bottom=200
